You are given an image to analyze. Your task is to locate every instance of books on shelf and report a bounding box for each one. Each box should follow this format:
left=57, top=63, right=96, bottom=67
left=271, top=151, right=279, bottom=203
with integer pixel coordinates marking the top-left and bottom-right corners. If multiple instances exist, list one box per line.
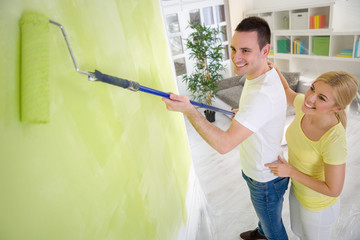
left=310, top=15, right=326, bottom=29
left=269, top=46, right=274, bottom=56
left=336, top=49, right=353, bottom=58
left=355, top=41, right=360, bottom=58
left=293, top=39, right=307, bottom=54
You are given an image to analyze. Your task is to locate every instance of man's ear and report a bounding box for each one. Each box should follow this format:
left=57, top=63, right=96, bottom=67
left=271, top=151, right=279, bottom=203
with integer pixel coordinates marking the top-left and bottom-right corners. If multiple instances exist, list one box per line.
left=262, top=44, right=271, bottom=56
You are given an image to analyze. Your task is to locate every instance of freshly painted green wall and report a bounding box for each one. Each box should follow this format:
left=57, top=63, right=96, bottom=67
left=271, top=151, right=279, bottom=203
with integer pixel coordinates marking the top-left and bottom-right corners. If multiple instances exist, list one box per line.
left=0, top=0, right=191, bottom=239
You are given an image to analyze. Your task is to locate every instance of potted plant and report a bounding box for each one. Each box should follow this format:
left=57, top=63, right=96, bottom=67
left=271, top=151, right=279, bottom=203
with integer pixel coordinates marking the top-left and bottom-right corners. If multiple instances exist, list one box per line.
left=182, top=21, right=226, bottom=122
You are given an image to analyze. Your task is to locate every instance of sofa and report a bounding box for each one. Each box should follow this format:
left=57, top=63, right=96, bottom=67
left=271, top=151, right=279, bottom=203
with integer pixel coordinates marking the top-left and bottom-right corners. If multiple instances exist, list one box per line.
left=216, top=72, right=310, bottom=117
left=216, top=72, right=360, bottom=114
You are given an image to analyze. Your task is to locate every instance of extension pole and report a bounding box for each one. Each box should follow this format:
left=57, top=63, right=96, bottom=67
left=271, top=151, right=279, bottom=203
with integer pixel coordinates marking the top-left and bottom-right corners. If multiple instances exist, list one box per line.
left=94, top=70, right=235, bottom=116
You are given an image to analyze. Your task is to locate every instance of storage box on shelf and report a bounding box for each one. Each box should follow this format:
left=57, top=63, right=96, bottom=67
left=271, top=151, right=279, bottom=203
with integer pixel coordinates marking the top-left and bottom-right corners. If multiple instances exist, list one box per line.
left=313, top=36, right=330, bottom=56
left=277, top=38, right=290, bottom=53
left=291, top=10, right=308, bottom=30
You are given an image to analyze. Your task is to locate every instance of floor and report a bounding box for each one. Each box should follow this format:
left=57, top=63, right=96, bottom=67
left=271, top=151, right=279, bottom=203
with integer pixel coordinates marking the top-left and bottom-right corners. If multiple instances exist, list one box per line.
left=184, top=102, right=360, bottom=240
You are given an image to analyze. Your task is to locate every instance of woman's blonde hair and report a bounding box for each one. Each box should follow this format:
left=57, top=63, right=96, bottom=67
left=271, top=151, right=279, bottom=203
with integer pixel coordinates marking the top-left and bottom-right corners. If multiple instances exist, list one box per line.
left=314, top=71, right=359, bottom=128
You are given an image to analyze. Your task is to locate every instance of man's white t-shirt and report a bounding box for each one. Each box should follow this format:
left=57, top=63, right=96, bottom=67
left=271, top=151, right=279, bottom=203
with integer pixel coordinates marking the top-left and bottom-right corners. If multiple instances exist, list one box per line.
left=234, top=67, right=286, bottom=182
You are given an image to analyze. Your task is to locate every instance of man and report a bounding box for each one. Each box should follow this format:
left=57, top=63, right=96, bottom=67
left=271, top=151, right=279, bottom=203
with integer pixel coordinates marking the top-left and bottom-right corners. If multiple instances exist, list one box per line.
left=162, top=17, right=288, bottom=240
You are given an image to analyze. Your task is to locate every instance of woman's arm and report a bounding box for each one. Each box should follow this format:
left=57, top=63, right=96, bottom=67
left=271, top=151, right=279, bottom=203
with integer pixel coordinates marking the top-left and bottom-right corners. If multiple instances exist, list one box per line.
left=268, top=61, right=298, bottom=107
left=265, top=156, right=345, bottom=197
left=292, top=162, right=345, bottom=197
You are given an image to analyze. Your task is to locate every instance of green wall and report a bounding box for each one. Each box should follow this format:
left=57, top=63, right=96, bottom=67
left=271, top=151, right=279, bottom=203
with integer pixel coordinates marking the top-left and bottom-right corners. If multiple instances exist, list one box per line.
left=0, top=0, right=191, bottom=239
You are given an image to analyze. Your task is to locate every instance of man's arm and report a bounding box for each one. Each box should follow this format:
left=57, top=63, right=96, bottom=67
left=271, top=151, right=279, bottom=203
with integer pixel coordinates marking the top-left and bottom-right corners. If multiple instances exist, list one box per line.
left=162, top=93, right=253, bottom=154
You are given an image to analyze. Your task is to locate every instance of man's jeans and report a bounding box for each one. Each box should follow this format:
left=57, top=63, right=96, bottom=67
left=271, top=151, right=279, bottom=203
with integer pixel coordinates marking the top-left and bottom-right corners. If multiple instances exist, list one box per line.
left=242, top=171, right=289, bottom=240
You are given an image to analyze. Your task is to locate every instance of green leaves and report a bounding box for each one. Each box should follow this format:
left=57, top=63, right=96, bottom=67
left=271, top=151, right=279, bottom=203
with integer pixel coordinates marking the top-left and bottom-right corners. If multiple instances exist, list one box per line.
left=182, top=21, right=226, bottom=106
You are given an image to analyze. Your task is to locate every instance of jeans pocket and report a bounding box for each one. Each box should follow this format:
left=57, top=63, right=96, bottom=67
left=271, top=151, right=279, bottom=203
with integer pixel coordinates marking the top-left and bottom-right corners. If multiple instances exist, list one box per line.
left=273, top=177, right=289, bottom=200
left=248, top=177, right=266, bottom=188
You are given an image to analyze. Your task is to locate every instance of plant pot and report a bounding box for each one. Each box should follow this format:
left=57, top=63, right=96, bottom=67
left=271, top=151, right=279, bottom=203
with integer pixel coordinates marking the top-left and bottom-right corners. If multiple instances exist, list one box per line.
left=204, top=110, right=215, bottom=122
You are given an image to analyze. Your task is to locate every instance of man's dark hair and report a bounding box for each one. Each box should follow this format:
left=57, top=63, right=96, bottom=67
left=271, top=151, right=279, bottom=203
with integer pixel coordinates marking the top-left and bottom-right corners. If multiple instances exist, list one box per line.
left=235, top=16, right=271, bottom=50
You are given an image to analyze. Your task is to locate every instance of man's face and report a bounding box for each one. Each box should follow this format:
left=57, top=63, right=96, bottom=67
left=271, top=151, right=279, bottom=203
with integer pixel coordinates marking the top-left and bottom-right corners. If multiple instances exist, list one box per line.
left=230, top=31, right=269, bottom=79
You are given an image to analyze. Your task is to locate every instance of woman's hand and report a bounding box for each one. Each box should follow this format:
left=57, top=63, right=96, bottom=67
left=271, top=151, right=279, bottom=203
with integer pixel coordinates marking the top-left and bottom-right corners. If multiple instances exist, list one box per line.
left=265, top=155, right=293, bottom=177
left=230, top=109, right=238, bottom=119
left=267, top=60, right=274, bottom=69
left=267, top=60, right=279, bottom=72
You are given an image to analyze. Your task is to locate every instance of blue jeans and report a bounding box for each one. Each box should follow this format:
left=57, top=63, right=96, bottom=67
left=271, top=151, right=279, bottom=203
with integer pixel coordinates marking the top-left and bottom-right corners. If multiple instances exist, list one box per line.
left=242, top=171, right=289, bottom=240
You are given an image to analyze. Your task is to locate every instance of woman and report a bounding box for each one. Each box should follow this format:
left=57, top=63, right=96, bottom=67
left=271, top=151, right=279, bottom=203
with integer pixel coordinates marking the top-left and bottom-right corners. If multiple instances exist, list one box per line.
left=265, top=64, right=359, bottom=240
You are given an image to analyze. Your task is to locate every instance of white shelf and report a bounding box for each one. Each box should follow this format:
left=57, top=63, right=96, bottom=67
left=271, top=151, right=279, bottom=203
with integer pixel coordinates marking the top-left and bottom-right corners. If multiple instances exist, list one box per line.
left=246, top=2, right=360, bottom=71
left=271, top=53, right=291, bottom=60
left=273, top=54, right=360, bottom=62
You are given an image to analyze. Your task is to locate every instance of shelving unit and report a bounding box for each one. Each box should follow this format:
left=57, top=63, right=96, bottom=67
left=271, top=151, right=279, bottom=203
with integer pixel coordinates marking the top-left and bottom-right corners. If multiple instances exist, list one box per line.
left=246, top=2, right=360, bottom=73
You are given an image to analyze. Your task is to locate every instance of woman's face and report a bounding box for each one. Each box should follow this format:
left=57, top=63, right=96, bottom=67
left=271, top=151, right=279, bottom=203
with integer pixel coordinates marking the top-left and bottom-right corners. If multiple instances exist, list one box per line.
left=302, top=81, right=341, bottom=116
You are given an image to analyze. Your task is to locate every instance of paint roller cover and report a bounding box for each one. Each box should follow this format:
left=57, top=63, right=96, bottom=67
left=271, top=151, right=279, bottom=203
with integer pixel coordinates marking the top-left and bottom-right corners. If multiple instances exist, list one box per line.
left=20, top=12, right=50, bottom=123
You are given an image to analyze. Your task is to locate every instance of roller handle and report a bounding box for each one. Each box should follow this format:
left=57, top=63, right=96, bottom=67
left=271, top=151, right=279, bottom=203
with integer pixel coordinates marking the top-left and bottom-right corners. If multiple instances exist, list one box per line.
left=94, top=70, right=235, bottom=116
left=94, top=70, right=140, bottom=91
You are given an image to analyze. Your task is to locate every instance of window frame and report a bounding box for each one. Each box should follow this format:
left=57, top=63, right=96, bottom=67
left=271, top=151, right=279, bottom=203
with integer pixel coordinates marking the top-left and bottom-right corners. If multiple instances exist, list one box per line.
left=161, top=0, right=231, bottom=78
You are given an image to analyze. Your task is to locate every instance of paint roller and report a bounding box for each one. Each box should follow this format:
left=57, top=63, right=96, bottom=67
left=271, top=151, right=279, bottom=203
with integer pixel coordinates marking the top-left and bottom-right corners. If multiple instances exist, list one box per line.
left=20, top=12, right=50, bottom=123
left=20, top=12, right=235, bottom=124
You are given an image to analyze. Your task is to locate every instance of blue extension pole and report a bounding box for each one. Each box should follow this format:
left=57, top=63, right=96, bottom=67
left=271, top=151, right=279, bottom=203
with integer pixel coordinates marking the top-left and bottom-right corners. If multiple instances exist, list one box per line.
left=94, top=70, right=235, bottom=117
left=138, top=86, right=235, bottom=116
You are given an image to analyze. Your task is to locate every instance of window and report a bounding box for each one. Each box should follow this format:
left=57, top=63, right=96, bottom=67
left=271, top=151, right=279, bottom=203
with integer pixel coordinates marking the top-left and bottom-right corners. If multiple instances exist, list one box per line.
left=222, top=44, right=229, bottom=60
left=220, top=25, right=227, bottom=41
left=216, top=5, right=229, bottom=60
left=174, top=58, right=186, bottom=76
left=165, top=12, right=186, bottom=76
left=203, top=7, right=214, bottom=26
left=189, top=9, right=200, bottom=25
left=166, top=13, right=180, bottom=33
left=169, top=36, right=184, bottom=56
left=216, top=5, right=226, bottom=23
left=162, top=0, right=229, bottom=77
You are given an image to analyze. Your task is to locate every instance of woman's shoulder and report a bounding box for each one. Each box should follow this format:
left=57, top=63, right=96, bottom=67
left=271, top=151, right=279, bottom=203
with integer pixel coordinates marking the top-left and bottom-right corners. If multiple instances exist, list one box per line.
left=320, top=123, right=346, bottom=151
left=325, top=123, right=346, bottom=141
left=320, top=124, right=347, bottom=164
left=293, top=94, right=304, bottom=107
left=292, top=94, right=305, bottom=116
